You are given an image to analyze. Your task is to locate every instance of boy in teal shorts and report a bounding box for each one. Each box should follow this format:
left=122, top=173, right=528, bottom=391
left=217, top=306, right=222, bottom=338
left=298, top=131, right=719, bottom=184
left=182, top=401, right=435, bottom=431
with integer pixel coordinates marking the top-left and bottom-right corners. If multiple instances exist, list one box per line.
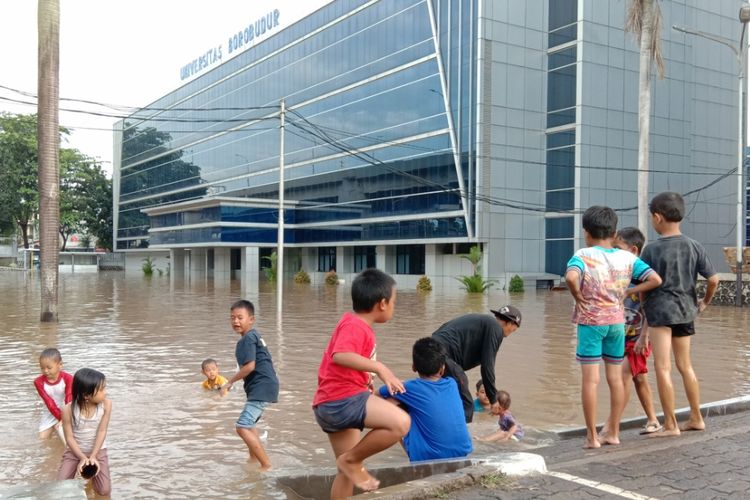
left=565, top=206, right=662, bottom=449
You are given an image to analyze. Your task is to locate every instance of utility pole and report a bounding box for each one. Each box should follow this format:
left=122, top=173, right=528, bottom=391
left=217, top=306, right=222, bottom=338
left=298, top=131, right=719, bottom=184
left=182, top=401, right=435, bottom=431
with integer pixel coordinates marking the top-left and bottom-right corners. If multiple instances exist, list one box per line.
left=277, top=99, right=285, bottom=315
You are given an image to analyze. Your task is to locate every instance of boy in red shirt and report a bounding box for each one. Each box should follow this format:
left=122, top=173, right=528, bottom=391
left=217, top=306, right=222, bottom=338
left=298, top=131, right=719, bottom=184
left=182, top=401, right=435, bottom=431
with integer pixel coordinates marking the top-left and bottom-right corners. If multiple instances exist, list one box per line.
left=313, top=269, right=410, bottom=499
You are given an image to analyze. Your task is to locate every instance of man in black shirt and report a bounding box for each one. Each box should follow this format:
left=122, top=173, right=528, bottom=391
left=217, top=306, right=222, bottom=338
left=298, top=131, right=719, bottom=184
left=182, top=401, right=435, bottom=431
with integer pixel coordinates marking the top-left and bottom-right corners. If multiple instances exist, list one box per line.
left=432, top=305, right=521, bottom=423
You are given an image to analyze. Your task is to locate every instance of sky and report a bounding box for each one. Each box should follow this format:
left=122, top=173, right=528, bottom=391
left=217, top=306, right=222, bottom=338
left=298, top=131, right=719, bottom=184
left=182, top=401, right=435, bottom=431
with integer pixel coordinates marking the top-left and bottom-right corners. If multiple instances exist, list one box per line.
left=0, top=0, right=331, bottom=176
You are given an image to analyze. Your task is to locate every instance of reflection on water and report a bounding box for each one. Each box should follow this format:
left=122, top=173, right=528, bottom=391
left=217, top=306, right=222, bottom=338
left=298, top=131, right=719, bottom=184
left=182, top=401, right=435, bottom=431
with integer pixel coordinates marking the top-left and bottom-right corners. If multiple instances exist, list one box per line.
left=1, top=272, right=748, bottom=498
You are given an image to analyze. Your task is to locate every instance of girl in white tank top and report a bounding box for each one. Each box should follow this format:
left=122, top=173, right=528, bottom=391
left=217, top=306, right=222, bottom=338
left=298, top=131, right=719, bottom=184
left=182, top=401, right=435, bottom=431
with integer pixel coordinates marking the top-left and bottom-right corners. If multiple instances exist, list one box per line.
left=57, top=368, right=113, bottom=496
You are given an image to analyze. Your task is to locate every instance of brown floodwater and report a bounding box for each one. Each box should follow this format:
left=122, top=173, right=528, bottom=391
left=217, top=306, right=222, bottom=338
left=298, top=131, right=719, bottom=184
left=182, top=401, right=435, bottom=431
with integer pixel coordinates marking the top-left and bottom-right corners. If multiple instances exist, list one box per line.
left=1, top=272, right=748, bottom=498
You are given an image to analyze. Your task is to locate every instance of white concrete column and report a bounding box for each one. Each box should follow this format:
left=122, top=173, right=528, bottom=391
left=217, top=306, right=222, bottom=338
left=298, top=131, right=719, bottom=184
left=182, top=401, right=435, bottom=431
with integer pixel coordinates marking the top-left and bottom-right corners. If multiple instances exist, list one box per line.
left=240, top=247, right=260, bottom=288
left=213, top=247, right=231, bottom=286
left=190, top=248, right=208, bottom=281
left=336, top=246, right=347, bottom=276
left=425, top=244, right=437, bottom=278
left=170, top=249, right=186, bottom=278
left=376, top=245, right=387, bottom=271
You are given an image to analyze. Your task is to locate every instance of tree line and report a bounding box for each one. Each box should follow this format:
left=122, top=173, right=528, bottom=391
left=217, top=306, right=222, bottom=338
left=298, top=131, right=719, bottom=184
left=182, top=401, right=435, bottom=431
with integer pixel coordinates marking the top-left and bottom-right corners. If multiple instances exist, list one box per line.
left=0, top=112, right=113, bottom=250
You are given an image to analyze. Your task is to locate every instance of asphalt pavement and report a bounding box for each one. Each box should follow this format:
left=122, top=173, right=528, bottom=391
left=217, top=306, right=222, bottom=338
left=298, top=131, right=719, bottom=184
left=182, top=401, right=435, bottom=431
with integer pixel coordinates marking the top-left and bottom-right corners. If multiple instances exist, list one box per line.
left=442, top=402, right=750, bottom=500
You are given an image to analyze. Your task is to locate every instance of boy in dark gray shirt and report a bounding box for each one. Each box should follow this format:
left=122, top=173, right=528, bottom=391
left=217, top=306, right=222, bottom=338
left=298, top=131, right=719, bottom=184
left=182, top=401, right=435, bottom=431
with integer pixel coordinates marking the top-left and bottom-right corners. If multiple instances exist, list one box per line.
left=640, top=192, right=718, bottom=437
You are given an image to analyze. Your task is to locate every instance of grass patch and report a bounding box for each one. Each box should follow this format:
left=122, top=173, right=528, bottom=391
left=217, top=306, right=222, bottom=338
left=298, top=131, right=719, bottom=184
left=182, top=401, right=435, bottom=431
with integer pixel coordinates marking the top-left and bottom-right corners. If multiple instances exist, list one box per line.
left=479, top=472, right=512, bottom=489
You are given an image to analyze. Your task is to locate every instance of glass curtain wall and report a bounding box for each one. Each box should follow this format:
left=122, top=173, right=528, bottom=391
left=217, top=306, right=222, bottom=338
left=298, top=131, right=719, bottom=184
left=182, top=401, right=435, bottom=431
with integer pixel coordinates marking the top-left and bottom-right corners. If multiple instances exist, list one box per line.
left=545, top=0, right=577, bottom=276
left=116, top=0, right=477, bottom=250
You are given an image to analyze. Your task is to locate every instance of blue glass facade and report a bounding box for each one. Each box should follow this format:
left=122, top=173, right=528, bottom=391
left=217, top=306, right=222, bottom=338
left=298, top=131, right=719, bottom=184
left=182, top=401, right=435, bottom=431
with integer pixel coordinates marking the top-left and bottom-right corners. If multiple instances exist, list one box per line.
left=115, top=0, right=477, bottom=251
left=544, top=0, right=577, bottom=276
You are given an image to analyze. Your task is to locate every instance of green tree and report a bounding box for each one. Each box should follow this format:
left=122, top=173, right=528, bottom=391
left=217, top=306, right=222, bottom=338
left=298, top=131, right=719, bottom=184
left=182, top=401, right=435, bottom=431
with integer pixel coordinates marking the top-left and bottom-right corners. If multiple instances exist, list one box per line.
left=0, top=113, right=41, bottom=248
left=59, top=149, right=112, bottom=250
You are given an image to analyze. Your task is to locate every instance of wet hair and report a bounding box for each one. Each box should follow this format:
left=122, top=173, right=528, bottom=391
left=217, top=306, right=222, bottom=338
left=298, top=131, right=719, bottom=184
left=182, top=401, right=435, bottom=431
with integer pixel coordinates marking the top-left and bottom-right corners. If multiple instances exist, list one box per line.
left=39, top=347, right=62, bottom=363
left=230, top=299, right=255, bottom=316
left=201, top=358, right=217, bottom=371
left=649, top=191, right=684, bottom=222
left=412, top=337, right=446, bottom=377
left=351, top=268, right=396, bottom=313
left=582, top=206, right=617, bottom=239
left=616, top=226, right=645, bottom=252
left=496, top=390, right=511, bottom=409
left=476, top=379, right=484, bottom=391
left=71, top=368, right=106, bottom=427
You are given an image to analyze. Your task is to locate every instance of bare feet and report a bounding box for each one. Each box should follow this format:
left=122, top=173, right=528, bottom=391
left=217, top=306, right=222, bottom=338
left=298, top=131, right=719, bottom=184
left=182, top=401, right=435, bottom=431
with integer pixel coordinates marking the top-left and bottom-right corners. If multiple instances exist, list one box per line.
left=583, top=437, right=601, bottom=449
left=336, top=454, right=380, bottom=492
left=649, top=427, right=681, bottom=438
left=599, top=435, right=620, bottom=446
left=259, top=463, right=272, bottom=472
left=679, top=421, right=705, bottom=432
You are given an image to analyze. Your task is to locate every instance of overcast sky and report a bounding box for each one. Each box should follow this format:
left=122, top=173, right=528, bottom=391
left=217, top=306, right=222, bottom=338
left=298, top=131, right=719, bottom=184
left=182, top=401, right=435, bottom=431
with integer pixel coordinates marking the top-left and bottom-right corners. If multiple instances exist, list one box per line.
left=0, top=0, right=331, bottom=175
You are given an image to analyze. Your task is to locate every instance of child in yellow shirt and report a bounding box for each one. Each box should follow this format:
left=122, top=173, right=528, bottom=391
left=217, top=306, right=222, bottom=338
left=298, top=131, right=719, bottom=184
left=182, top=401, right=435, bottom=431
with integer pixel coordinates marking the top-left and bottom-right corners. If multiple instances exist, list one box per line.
left=201, top=358, right=228, bottom=391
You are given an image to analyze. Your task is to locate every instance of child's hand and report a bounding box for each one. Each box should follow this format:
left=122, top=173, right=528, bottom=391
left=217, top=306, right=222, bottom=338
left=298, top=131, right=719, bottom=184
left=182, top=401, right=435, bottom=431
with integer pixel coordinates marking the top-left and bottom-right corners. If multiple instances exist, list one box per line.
left=88, top=456, right=100, bottom=471
left=697, top=299, right=708, bottom=313
left=376, top=363, right=405, bottom=395
left=77, top=458, right=89, bottom=475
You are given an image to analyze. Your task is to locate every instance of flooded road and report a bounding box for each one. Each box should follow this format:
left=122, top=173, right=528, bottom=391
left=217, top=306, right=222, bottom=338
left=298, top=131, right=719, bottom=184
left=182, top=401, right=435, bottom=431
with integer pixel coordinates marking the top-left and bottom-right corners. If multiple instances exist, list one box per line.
left=1, top=272, right=748, bottom=498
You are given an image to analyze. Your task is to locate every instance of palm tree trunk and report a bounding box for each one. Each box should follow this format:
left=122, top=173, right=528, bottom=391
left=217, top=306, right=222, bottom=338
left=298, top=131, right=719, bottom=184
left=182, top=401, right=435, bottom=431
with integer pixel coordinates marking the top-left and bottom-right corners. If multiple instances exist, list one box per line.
left=38, top=0, right=60, bottom=322
left=637, top=0, right=655, bottom=235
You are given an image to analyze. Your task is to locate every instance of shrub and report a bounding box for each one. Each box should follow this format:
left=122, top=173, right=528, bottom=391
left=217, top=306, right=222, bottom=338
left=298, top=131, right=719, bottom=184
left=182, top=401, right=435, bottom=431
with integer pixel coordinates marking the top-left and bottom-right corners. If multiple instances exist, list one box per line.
left=294, top=268, right=311, bottom=284
left=325, top=270, right=339, bottom=285
left=457, top=273, right=494, bottom=293
left=509, top=275, right=524, bottom=293
left=417, top=275, right=432, bottom=292
left=142, top=256, right=154, bottom=276
left=262, top=251, right=278, bottom=283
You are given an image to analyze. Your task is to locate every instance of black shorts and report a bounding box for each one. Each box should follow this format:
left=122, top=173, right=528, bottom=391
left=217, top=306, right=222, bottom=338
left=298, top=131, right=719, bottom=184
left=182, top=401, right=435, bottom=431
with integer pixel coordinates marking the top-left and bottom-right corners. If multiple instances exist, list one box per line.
left=666, top=322, right=695, bottom=338
left=313, top=391, right=369, bottom=433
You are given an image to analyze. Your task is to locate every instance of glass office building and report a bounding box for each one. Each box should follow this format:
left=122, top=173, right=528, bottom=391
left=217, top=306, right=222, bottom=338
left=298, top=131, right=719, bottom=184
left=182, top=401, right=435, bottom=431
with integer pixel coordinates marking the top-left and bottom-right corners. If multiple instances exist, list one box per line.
left=113, top=0, right=741, bottom=283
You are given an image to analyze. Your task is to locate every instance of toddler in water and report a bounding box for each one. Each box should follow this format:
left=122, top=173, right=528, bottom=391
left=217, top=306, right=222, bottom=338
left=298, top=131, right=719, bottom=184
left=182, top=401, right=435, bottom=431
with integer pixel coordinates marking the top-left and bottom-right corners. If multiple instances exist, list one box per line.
left=57, top=368, right=112, bottom=496
left=201, top=358, right=228, bottom=392
left=478, top=390, right=524, bottom=442
left=34, top=348, right=73, bottom=444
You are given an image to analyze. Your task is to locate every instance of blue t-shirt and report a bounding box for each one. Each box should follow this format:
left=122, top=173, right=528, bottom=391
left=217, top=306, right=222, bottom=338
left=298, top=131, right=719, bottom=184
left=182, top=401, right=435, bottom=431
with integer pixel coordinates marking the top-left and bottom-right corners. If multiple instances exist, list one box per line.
left=236, top=328, right=279, bottom=402
left=379, top=377, right=472, bottom=462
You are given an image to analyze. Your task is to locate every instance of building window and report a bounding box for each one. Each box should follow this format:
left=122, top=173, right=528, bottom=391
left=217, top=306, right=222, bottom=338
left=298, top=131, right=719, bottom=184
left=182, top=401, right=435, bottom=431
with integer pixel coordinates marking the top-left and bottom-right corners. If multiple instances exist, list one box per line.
left=353, top=246, right=376, bottom=273
left=318, top=247, right=337, bottom=272
left=549, top=0, right=578, bottom=47
left=396, top=245, right=425, bottom=275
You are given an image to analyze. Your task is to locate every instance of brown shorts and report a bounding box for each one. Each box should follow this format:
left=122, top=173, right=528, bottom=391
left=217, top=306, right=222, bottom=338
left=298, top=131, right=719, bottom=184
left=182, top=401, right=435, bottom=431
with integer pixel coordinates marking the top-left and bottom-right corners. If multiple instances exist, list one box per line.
left=57, top=448, right=111, bottom=496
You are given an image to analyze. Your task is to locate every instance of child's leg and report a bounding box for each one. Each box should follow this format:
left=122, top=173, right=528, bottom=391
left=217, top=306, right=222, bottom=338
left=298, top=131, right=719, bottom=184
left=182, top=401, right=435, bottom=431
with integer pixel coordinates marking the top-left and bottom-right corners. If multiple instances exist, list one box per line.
left=237, top=427, right=271, bottom=469
left=580, top=363, right=600, bottom=448
left=602, top=361, right=624, bottom=444
left=91, top=449, right=111, bottom=496
left=650, top=326, right=680, bottom=436
left=478, top=429, right=510, bottom=442
left=236, top=401, right=272, bottom=470
left=672, top=333, right=705, bottom=431
left=633, top=374, right=659, bottom=426
left=328, top=429, right=360, bottom=499
left=336, top=395, right=410, bottom=492
left=56, top=449, right=80, bottom=480
left=600, top=360, right=631, bottom=438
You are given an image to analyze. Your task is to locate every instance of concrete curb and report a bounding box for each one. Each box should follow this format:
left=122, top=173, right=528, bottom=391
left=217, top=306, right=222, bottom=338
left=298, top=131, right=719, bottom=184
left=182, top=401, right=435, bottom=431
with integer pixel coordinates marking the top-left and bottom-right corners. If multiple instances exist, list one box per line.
left=358, top=453, right=547, bottom=499
left=555, top=394, right=750, bottom=438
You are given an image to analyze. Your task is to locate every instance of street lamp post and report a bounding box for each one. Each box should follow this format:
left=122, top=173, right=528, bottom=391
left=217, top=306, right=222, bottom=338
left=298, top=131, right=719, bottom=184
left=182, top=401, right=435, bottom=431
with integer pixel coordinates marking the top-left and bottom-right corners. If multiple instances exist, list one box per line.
left=673, top=4, right=750, bottom=307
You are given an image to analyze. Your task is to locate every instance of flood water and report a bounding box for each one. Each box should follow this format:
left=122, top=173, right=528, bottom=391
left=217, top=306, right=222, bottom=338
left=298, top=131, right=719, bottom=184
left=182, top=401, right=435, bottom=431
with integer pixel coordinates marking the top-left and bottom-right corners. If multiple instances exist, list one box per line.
left=1, top=271, right=748, bottom=498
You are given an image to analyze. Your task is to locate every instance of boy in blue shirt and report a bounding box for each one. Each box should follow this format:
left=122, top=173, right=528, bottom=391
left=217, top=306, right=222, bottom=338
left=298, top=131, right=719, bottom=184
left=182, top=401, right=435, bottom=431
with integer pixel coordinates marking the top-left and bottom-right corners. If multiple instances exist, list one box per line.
left=220, top=300, right=279, bottom=471
left=378, top=337, right=472, bottom=462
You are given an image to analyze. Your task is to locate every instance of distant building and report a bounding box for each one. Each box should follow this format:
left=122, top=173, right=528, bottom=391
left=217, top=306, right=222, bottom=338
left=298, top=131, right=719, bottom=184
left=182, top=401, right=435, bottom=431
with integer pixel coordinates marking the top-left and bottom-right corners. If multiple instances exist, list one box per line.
left=113, top=0, right=741, bottom=285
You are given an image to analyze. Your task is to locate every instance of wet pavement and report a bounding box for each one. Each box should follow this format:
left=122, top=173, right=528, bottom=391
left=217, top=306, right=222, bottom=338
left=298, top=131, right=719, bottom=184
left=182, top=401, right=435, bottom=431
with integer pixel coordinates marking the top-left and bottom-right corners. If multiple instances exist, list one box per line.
left=441, top=403, right=750, bottom=500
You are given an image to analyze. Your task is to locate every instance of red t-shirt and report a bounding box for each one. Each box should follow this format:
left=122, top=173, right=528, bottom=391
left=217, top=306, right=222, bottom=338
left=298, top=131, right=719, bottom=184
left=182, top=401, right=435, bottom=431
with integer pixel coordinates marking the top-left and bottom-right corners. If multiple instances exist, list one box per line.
left=313, top=312, right=376, bottom=406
